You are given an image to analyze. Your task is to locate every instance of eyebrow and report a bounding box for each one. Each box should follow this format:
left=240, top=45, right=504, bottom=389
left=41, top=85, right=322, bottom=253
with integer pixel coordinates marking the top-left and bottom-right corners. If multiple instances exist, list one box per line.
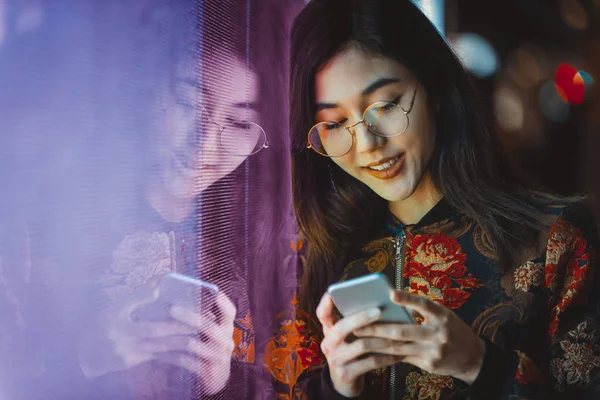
left=233, top=101, right=259, bottom=111
left=315, top=77, right=403, bottom=111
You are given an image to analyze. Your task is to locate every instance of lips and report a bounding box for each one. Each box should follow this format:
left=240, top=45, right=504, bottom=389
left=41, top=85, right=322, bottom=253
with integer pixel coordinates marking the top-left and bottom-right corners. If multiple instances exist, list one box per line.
left=363, top=153, right=405, bottom=180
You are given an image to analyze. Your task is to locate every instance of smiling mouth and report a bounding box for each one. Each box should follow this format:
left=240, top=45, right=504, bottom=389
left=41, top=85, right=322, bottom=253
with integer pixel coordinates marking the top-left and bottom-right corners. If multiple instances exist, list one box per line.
left=367, top=155, right=402, bottom=171
left=363, top=153, right=405, bottom=180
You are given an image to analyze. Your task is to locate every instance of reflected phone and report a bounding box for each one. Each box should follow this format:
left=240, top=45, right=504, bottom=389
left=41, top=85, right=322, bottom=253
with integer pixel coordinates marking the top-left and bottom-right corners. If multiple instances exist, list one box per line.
left=138, top=272, right=219, bottom=321
left=327, top=273, right=414, bottom=324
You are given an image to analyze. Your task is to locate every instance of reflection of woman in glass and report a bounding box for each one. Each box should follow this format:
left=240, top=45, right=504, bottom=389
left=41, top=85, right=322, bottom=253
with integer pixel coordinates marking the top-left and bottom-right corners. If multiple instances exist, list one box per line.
left=76, top=2, right=281, bottom=399
left=287, top=0, right=600, bottom=398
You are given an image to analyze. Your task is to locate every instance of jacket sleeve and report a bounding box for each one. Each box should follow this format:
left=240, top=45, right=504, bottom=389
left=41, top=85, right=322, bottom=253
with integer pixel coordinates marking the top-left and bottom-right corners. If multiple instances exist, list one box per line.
left=464, top=205, right=600, bottom=400
left=264, top=303, right=362, bottom=400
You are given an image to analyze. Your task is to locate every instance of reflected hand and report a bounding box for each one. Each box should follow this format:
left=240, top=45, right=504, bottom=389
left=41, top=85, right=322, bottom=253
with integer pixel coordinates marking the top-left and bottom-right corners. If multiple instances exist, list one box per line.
left=316, top=293, right=404, bottom=398
left=140, top=292, right=236, bottom=395
left=353, top=290, right=485, bottom=385
left=78, top=281, right=236, bottom=396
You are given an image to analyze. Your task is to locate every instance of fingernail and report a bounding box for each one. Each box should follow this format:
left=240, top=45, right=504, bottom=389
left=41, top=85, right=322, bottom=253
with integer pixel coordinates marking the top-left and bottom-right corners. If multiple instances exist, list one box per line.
left=170, top=305, right=183, bottom=317
left=368, top=308, right=381, bottom=319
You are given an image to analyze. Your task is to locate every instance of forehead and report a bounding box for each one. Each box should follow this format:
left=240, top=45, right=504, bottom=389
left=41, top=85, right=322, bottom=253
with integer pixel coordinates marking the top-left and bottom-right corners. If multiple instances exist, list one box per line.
left=204, top=49, right=259, bottom=104
left=315, top=47, right=412, bottom=103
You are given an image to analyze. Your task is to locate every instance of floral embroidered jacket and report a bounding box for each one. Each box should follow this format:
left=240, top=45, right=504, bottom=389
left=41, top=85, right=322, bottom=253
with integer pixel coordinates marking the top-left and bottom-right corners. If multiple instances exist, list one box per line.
left=83, top=198, right=258, bottom=400
left=292, top=199, right=600, bottom=400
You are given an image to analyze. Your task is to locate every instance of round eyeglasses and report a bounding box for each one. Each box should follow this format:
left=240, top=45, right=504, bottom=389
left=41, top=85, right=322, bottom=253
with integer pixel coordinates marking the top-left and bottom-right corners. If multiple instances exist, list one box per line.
left=307, top=83, right=418, bottom=157
left=164, top=103, right=269, bottom=157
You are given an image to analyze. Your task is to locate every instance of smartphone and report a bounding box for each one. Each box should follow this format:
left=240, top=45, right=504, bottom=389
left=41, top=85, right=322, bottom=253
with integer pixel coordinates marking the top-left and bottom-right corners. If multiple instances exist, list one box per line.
left=137, top=272, right=220, bottom=321
left=327, top=273, right=414, bottom=324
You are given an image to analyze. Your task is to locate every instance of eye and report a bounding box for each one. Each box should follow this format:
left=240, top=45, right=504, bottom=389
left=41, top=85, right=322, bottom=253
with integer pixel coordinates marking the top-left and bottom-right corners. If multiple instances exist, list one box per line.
left=321, top=118, right=347, bottom=130
left=380, top=103, right=396, bottom=112
left=231, top=121, right=253, bottom=130
left=389, top=95, right=402, bottom=105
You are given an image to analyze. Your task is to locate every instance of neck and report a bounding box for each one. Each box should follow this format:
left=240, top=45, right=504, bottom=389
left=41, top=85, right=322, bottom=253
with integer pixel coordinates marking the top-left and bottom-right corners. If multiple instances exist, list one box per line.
left=146, top=182, right=194, bottom=224
left=388, top=172, right=442, bottom=225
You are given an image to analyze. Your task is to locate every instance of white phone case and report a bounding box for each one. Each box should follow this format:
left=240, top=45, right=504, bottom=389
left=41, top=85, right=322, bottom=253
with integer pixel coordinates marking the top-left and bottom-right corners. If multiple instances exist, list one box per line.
left=138, top=272, right=219, bottom=321
left=327, top=273, right=414, bottom=324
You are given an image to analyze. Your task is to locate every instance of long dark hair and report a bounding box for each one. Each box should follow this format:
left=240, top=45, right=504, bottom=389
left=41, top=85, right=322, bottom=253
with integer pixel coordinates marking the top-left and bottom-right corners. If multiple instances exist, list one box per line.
left=201, top=0, right=295, bottom=324
left=290, top=0, right=578, bottom=314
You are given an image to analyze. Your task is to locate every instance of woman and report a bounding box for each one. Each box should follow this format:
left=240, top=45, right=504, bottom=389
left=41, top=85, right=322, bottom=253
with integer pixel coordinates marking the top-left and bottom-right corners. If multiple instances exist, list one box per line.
left=288, top=0, right=600, bottom=399
left=75, top=1, right=293, bottom=399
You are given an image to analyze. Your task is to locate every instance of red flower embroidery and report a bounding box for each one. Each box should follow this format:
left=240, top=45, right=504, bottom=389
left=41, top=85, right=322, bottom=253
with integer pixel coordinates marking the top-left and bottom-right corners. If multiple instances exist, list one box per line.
left=297, top=341, right=323, bottom=369
left=515, top=350, right=544, bottom=384
left=545, top=221, right=591, bottom=336
left=545, top=220, right=580, bottom=291
left=264, top=295, right=323, bottom=399
left=233, top=311, right=255, bottom=363
left=406, top=233, right=481, bottom=310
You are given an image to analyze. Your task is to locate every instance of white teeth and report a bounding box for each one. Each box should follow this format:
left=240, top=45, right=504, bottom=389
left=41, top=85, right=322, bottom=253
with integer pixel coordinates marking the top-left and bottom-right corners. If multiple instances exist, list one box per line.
left=369, top=156, right=399, bottom=171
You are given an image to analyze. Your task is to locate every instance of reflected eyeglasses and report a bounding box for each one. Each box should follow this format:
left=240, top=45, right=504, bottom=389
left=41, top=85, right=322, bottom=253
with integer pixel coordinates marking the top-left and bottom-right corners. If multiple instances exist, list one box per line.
left=163, top=103, right=269, bottom=157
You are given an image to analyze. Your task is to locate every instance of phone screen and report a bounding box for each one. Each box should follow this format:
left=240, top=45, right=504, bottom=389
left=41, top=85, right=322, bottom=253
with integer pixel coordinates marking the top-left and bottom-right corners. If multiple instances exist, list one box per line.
left=136, top=273, right=219, bottom=322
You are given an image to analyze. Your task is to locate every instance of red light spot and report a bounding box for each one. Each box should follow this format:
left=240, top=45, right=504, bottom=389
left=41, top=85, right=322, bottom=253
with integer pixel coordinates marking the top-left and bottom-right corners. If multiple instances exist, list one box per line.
left=555, top=63, right=584, bottom=104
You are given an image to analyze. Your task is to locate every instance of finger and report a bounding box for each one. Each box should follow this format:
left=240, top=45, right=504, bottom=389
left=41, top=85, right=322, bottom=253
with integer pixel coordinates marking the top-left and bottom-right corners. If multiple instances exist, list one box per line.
left=328, top=338, right=392, bottom=366
left=335, top=354, right=403, bottom=384
left=170, top=305, right=217, bottom=329
left=316, top=293, right=338, bottom=329
left=154, top=351, right=231, bottom=375
left=369, top=342, right=425, bottom=358
left=390, top=290, right=445, bottom=321
left=119, top=284, right=160, bottom=320
left=170, top=307, right=232, bottom=347
left=139, top=336, right=233, bottom=361
left=354, top=323, right=435, bottom=342
left=134, top=320, right=197, bottom=338
left=154, top=351, right=202, bottom=373
left=214, top=292, right=236, bottom=327
left=330, top=308, right=381, bottom=344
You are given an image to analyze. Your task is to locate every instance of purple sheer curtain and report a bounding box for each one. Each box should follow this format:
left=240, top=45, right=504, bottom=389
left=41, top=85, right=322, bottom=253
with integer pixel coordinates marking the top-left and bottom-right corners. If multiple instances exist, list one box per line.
left=0, top=0, right=302, bottom=398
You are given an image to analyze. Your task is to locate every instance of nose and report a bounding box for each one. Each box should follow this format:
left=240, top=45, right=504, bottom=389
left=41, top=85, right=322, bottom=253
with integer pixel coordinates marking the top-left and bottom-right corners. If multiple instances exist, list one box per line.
left=351, top=121, right=385, bottom=154
left=200, top=119, right=222, bottom=164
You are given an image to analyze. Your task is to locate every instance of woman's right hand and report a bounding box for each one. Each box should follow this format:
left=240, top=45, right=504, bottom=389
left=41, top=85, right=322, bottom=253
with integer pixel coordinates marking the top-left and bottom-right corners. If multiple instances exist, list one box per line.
left=316, top=293, right=404, bottom=398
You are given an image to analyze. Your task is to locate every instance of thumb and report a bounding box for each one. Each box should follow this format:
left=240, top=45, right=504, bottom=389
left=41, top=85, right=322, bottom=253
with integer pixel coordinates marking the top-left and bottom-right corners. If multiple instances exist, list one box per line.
left=120, top=282, right=160, bottom=320
left=390, top=290, right=444, bottom=321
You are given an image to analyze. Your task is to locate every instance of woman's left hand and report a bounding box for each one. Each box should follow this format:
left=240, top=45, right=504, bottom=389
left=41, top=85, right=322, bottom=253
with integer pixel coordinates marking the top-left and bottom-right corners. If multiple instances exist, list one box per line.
left=353, top=290, right=485, bottom=385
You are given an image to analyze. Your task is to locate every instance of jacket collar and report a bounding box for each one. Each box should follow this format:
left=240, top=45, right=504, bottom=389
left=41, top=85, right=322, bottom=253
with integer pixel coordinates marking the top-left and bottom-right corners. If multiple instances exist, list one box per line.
left=386, top=197, right=461, bottom=235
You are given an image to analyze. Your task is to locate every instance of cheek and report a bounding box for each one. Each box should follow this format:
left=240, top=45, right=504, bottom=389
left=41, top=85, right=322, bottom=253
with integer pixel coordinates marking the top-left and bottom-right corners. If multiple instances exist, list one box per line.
left=404, top=116, right=436, bottom=167
left=331, top=157, right=359, bottom=178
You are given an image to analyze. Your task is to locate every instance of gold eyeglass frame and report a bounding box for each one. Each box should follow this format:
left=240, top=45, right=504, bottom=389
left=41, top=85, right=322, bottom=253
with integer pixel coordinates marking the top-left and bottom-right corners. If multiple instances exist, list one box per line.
left=306, top=83, right=418, bottom=157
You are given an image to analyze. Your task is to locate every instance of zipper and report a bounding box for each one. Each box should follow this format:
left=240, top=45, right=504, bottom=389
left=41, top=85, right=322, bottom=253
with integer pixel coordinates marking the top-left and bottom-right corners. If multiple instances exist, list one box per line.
left=389, top=232, right=406, bottom=400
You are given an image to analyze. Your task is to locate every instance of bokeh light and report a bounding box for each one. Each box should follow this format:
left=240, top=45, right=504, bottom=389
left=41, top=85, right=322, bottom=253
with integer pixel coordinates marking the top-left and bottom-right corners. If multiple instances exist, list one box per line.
left=539, top=81, right=570, bottom=122
left=560, top=0, right=588, bottom=30
left=578, top=70, right=595, bottom=101
left=555, top=63, right=590, bottom=105
left=451, top=33, right=499, bottom=78
left=507, top=44, right=548, bottom=88
left=578, top=70, right=595, bottom=86
left=494, top=84, right=524, bottom=132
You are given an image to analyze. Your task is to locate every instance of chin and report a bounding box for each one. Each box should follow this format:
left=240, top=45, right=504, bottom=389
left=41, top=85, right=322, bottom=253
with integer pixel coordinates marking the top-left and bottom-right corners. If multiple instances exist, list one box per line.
left=163, top=173, right=197, bottom=200
left=370, top=180, right=417, bottom=203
